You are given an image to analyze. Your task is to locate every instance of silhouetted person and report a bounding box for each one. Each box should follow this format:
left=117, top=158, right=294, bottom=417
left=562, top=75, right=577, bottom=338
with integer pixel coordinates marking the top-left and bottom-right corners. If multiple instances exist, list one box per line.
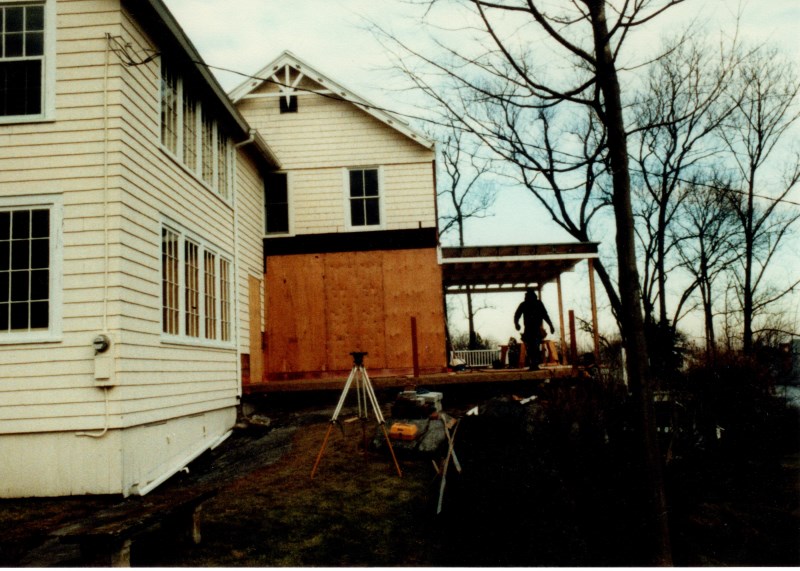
left=514, top=289, right=555, bottom=370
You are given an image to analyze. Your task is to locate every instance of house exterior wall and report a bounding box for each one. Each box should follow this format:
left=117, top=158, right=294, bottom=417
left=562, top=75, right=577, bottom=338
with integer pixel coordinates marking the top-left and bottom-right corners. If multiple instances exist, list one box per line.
left=264, top=248, right=446, bottom=379
left=237, top=77, right=438, bottom=235
left=0, top=0, right=263, bottom=497
left=235, top=58, right=447, bottom=384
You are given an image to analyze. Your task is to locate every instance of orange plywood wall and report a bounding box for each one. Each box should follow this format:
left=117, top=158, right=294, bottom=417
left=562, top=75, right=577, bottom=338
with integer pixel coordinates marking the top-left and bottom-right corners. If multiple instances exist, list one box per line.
left=264, top=254, right=327, bottom=375
left=264, top=248, right=446, bottom=380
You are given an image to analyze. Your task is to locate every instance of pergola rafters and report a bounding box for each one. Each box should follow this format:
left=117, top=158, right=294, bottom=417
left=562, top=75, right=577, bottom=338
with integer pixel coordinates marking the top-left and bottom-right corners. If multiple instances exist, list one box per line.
left=439, top=242, right=601, bottom=362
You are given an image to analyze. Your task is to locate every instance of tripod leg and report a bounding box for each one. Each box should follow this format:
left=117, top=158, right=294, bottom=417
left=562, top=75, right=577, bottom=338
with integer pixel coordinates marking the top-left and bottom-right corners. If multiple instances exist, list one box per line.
left=331, top=367, right=357, bottom=422
left=310, top=423, right=334, bottom=480
left=361, top=369, right=403, bottom=477
left=380, top=423, right=403, bottom=478
left=311, top=366, right=358, bottom=479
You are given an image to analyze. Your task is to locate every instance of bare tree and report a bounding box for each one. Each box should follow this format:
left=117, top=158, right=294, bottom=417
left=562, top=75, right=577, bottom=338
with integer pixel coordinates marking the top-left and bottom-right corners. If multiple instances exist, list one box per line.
left=631, top=33, right=738, bottom=329
left=437, top=126, right=495, bottom=348
left=438, top=128, right=495, bottom=245
left=719, top=46, right=800, bottom=354
left=373, top=1, right=685, bottom=563
left=673, top=175, right=741, bottom=360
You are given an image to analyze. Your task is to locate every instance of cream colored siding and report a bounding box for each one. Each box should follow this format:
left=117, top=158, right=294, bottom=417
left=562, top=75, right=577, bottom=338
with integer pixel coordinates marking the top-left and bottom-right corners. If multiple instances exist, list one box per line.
left=0, top=0, right=123, bottom=439
left=237, top=79, right=436, bottom=236
left=113, top=8, right=240, bottom=429
left=235, top=152, right=266, bottom=354
left=0, top=0, right=264, bottom=497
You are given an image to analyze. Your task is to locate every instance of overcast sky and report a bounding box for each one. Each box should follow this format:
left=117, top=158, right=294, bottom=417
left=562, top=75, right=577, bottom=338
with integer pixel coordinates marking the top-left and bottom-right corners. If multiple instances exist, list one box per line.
left=160, top=0, right=800, bottom=344
left=162, top=0, right=798, bottom=95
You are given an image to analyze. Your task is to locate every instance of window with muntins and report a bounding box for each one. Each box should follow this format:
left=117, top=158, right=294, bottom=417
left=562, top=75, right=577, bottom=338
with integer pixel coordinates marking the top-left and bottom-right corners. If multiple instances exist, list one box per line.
left=349, top=169, right=380, bottom=227
left=160, top=61, right=232, bottom=200
left=0, top=3, right=46, bottom=119
left=161, top=223, right=232, bottom=346
left=161, top=228, right=180, bottom=335
left=203, top=250, right=216, bottom=340
left=184, top=240, right=199, bottom=337
left=0, top=197, right=61, bottom=342
left=182, top=89, right=197, bottom=170
left=219, top=258, right=231, bottom=342
left=160, top=64, right=179, bottom=154
left=0, top=207, right=48, bottom=331
left=265, top=172, right=289, bottom=234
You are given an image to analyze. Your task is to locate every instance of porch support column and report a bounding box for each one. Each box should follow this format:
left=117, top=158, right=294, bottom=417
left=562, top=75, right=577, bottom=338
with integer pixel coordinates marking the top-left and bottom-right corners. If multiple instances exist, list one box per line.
left=556, top=275, right=567, bottom=365
left=588, top=258, right=600, bottom=363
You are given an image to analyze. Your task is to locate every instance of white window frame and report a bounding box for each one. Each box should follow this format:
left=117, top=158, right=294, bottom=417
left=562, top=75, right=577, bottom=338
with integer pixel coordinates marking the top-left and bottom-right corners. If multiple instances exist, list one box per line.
left=0, top=0, right=55, bottom=124
left=264, top=170, right=293, bottom=237
left=159, top=61, right=233, bottom=202
left=343, top=167, right=385, bottom=231
left=0, top=193, right=62, bottom=344
left=160, top=220, right=233, bottom=348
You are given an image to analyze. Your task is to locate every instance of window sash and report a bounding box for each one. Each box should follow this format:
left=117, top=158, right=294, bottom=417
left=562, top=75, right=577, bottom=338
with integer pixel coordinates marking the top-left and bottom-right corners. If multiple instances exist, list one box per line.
left=182, top=91, right=198, bottom=171
left=203, top=250, right=216, bottom=340
left=217, top=131, right=229, bottom=200
left=219, top=258, right=231, bottom=342
left=200, top=109, right=215, bottom=186
left=160, top=64, right=179, bottom=154
left=161, top=228, right=180, bottom=335
left=0, top=207, right=49, bottom=332
left=0, top=3, right=47, bottom=119
left=348, top=169, right=381, bottom=227
left=184, top=240, right=200, bottom=337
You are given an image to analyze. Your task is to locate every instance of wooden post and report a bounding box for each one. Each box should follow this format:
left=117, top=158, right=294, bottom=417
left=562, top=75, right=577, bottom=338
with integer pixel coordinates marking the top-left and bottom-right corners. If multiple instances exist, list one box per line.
left=411, top=316, right=420, bottom=377
left=569, top=310, right=578, bottom=367
left=588, top=258, right=600, bottom=364
left=557, top=275, right=567, bottom=365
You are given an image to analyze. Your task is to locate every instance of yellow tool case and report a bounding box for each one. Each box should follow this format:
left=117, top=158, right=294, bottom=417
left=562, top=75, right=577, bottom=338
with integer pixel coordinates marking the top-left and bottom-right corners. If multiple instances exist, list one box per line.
left=389, top=422, right=419, bottom=441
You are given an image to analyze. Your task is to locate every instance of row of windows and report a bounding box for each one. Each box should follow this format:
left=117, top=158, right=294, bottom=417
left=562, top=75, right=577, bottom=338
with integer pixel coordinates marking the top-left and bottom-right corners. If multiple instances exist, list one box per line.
left=265, top=168, right=382, bottom=235
left=0, top=202, right=236, bottom=349
left=161, top=63, right=232, bottom=200
left=162, top=226, right=232, bottom=345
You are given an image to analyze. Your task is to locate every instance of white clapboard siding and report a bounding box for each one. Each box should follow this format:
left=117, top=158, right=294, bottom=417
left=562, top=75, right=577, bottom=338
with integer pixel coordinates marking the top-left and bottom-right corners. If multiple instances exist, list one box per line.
left=234, top=152, right=267, bottom=355
left=0, top=2, right=249, bottom=432
left=237, top=77, right=436, bottom=235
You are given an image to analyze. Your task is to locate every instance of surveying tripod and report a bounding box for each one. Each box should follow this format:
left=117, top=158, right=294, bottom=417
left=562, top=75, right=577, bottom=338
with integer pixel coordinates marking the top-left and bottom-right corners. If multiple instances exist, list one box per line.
left=310, top=352, right=402, bottom=479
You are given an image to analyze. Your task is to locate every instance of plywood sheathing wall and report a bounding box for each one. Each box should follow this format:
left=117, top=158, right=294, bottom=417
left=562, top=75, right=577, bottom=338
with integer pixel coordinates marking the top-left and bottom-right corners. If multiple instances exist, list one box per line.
left=264, top=248, right=445, bottom=380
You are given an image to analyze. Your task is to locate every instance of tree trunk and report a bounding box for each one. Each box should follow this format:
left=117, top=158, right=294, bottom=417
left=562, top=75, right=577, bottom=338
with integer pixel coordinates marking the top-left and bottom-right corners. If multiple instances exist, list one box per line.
left=586, top=1, right=673, bottom=565
left=466, top=287, right=478, bottom=349
left=743, top=203, right=754, bottom=353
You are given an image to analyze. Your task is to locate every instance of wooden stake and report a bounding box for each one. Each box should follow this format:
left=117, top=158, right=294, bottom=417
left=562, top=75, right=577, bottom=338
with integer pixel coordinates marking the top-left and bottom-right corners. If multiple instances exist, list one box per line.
left=588, top=258, right=600, bottom=364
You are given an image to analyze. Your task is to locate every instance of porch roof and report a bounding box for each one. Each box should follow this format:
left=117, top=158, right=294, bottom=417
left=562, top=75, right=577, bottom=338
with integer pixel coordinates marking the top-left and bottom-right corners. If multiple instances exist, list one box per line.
left=439, top=242, right=599, bottom=294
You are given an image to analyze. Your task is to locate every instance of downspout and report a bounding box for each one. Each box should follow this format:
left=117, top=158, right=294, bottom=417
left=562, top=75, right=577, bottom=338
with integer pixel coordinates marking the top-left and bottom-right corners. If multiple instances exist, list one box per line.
left=231, top=130, right=256, bottom=398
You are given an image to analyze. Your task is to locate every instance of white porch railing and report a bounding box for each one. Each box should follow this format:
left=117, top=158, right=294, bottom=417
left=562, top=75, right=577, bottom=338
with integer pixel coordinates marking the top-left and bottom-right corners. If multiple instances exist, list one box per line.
left=450, top=349, right=501, bottom=368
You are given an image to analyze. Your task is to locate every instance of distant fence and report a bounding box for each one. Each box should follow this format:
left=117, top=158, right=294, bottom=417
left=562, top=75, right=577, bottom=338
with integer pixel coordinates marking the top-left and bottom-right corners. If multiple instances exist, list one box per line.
left=450, top=349, right=501, bottom=368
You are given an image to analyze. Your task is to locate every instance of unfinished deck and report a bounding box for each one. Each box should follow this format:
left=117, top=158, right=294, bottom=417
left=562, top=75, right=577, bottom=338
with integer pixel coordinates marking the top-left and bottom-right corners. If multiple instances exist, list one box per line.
left=245, top=365, right=580, bottom=393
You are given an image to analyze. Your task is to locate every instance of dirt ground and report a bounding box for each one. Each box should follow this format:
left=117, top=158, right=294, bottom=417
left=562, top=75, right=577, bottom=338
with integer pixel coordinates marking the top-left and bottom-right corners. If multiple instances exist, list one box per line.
left=1, top=379, right=798, bottom=567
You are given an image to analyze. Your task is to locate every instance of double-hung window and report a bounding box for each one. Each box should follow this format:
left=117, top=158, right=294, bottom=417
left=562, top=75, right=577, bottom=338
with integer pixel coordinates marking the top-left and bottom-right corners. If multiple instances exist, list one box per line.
left=0, top=1, right=53, bottom=122
left=0, top=195, right=61, bottom=343
left=347, top=168, right=381, bottom=228
left=161, top=223, right=232, bottom=345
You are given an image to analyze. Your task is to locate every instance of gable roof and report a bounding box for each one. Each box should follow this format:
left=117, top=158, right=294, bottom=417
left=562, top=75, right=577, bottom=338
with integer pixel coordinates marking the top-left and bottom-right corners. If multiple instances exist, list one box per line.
left=124, top=0, right=280, bottom=169
left=229, top=51, right=435, bottom=150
